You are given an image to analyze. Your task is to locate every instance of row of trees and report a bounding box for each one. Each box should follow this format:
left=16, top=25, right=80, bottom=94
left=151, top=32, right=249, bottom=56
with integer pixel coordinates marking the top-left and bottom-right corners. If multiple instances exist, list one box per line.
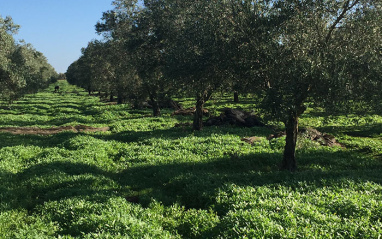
left=0, top=16, right=58, bottom=104
left=66, top=0, right=381, bottom=171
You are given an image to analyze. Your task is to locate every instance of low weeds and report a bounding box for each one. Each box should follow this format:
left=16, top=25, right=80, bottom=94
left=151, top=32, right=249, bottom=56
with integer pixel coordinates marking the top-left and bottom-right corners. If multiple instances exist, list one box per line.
left=0, top=81, right=382, bottom=238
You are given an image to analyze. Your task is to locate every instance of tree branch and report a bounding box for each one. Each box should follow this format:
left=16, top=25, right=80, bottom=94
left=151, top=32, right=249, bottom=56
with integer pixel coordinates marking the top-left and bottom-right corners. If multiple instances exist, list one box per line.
left=324, top=0, right=360, bottom=44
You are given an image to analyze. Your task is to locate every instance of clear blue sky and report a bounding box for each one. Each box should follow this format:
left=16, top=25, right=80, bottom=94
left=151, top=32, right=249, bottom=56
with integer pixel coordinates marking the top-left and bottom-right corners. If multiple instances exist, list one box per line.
left=0, top=0, right=114, bottom=73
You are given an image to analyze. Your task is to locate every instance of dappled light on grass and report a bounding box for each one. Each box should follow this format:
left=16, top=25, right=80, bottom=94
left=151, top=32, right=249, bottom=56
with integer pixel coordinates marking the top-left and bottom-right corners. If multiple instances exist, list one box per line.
left=1, top=82, right=382, bottom=238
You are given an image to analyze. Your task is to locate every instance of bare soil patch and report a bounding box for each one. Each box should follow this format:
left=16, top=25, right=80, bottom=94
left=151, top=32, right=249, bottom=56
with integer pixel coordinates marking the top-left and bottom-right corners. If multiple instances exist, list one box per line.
left=0, top=125, right=110, bottom=135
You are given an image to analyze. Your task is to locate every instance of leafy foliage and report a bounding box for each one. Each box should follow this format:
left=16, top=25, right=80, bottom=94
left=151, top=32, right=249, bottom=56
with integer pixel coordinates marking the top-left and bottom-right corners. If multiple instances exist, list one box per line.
left=66, top=0, right=381, bottom=170
left=0, top=16, right=57, bottom=104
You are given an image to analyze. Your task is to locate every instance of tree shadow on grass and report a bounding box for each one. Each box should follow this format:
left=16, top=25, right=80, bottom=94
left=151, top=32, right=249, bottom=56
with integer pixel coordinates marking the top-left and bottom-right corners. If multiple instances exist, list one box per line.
left=2, top=154, right=278, bottom=213
left=0, top=124, right=265, bottom=149
left=2, top=149, right=382, bottom=215
left=16, top=162, right=125, bottom=211
left=0, top=132, right=80, bottom=148
left=96, top=125, right=273, bottom=144
left=0, top=161, right=122, bottom=212
left=115, top=149, right=382, bottom=209
left=0, top=115, right=111, bottom=127
left=317, top=123, right=382, bottom=138
left=1, top=96, right=105, bottom=118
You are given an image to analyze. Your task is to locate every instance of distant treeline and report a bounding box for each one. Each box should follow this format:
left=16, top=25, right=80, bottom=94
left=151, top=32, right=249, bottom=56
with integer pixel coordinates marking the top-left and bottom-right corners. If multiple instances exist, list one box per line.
left=0, top=16, right=58, bottom=104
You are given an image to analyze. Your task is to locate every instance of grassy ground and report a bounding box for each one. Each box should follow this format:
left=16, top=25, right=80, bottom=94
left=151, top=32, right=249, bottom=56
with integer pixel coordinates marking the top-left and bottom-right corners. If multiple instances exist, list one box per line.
left=1, top=81, right=382, bottom=238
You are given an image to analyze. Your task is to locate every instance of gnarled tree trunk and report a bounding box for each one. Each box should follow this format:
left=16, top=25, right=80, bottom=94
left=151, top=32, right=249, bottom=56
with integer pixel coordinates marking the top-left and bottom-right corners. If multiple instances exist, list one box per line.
left=234, top=91, right=239, bottom=103
left=193, top=91, right=212, bottom=131
left=149, top=93, right=161, bottom=117
left=193, top=97, right=205, bottom=130
left=281, top=112, right=299, bottom=171
left=281, top=101, right=307, bottom=172
left=117, top=90, right=124, bottom=104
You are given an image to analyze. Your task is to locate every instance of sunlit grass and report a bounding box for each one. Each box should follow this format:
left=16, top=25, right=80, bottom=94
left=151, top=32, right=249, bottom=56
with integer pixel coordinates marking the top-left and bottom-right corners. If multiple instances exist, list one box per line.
left=0, top=81, right=382, bottom=238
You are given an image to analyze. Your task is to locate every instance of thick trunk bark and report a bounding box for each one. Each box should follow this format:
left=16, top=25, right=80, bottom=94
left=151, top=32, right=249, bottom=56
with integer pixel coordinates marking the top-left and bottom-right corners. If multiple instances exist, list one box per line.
left=193, top=98, right=205, bottom=131
left=234, top=91, right=239, bottom=103
left=149, top=94, right=161, bottom=117
left=281, top=113, right=299, bottom=172
left=193, top=90, right=212, bottom=131
left=153, top=103, right=161, bottom=116
left=117, top=91, right=124, bottom=104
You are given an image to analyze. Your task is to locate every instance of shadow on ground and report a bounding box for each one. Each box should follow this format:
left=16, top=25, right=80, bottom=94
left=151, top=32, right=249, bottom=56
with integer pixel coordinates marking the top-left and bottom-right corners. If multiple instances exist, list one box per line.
left=2, top=149, right=382, bottom=214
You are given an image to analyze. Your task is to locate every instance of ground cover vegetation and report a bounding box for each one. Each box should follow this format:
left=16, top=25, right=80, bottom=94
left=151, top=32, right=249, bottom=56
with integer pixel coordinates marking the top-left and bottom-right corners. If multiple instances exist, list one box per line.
left=66, top=0, right=382, bottom=171
left=0, top=16, right=58, bottom=105
left=0, top=81, right=382, bottom=238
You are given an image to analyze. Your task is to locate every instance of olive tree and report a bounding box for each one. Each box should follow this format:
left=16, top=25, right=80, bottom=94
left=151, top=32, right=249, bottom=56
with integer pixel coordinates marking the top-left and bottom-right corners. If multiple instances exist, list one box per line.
left=0, top=16, right=22, bottom=102
left=254, top=0, right=381, bottom=171
left=12, top=43, right=56, bottom=95
left=96, top=0, right=174, bottom=116
left=0, top=16, right=56, bottom=104
left=163, top=0, right=240, bottom=130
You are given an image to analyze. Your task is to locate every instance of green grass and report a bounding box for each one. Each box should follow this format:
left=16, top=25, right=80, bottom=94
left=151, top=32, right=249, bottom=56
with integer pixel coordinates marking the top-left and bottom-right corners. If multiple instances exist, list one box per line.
left=1, top=81, right=382, bottom=238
